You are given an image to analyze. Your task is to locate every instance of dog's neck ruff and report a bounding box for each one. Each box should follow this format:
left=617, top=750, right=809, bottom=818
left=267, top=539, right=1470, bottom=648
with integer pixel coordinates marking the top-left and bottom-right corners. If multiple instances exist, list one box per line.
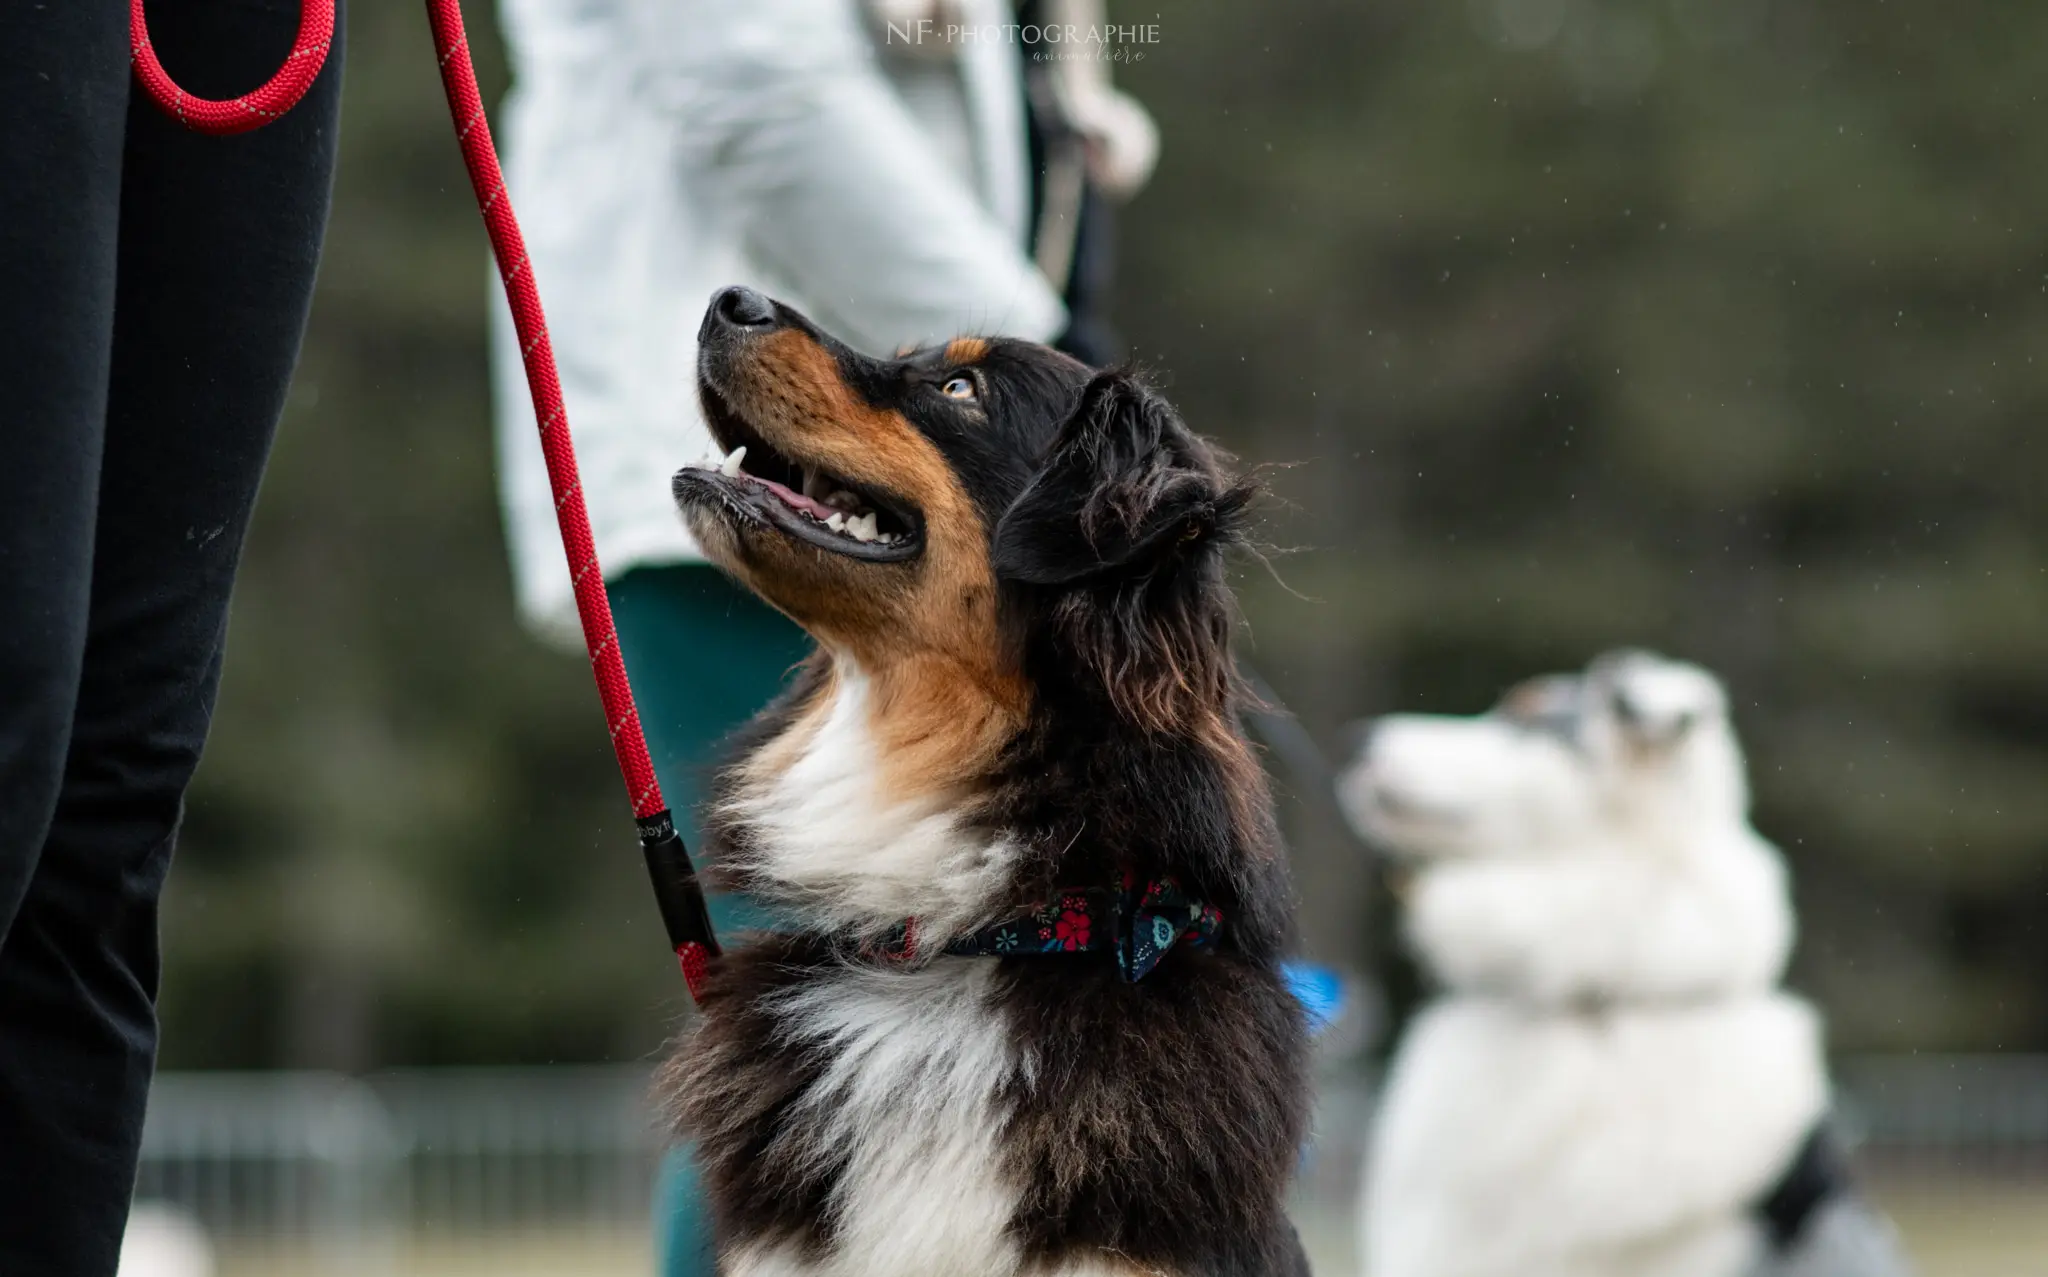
left=864, top=877, right=1224, bottom=982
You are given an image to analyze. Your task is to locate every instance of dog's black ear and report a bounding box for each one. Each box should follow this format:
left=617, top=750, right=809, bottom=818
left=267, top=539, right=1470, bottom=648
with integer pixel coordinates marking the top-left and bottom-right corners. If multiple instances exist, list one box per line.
left=993, top=371, right=1251, bottom=585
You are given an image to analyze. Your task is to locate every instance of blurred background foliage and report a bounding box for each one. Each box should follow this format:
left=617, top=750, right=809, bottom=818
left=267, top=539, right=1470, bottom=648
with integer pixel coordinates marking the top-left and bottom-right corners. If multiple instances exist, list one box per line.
left=166, top=0, right=2048, bottom=1071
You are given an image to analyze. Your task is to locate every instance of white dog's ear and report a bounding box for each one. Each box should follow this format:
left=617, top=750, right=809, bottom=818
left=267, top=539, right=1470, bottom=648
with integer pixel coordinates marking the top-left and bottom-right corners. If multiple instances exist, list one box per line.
left=1494, top=674, right=1580, bottom=730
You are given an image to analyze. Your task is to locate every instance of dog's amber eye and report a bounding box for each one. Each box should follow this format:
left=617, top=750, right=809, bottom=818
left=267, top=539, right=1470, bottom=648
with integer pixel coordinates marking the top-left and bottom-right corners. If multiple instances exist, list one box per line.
left=940, top=375, right=978, bottom=402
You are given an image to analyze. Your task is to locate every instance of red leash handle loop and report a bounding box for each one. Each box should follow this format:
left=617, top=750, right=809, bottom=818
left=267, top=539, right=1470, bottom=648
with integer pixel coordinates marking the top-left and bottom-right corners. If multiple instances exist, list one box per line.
left=130, top=0, right=336, bottom=136
left=423, top=0, right=666, bottom=823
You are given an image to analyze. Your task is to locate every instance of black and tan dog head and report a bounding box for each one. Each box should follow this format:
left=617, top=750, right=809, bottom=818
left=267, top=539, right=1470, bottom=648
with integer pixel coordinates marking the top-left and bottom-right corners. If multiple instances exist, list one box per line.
left=674, top=286, right=1256, bottom=746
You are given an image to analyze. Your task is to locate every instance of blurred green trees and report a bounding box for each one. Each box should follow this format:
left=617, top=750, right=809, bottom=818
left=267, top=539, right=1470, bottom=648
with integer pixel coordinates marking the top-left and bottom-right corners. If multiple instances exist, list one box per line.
left=165, top=0, right=2048, bottom=1068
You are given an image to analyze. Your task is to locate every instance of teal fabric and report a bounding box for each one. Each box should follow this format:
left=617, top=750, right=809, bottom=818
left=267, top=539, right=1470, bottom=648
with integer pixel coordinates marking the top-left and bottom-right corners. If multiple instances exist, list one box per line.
left=608, top=563, right=810, bottom=1277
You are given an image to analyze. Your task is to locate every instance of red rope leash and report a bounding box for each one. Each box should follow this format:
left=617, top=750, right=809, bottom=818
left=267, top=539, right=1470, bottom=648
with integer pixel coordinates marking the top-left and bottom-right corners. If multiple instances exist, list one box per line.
left=419, top=0, right=662, bottom=822
left=130, top=0, right=335, bottom=136
left=422, top=0, right=720, bottom=997
left=132, top=0, right=721, bottom=998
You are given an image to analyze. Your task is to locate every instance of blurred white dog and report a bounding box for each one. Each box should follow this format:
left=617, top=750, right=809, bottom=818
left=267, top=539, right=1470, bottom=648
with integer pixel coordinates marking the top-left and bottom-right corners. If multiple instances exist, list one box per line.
left=1340, top=650, right=1910, bottom=1277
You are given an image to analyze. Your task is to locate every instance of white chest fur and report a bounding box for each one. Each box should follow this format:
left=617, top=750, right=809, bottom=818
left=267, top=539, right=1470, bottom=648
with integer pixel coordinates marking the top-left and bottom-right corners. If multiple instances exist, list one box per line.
left=725, top=665, right=1022, bottom=939
left=1364, top=993, right=1827, bottom=1277
left=725, top=961, right=1024, bottom=1277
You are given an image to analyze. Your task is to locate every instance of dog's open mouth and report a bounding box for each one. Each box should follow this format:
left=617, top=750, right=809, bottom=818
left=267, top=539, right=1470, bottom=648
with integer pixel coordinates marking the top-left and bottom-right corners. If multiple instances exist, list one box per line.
left=674, top=385, right=923, bottom=563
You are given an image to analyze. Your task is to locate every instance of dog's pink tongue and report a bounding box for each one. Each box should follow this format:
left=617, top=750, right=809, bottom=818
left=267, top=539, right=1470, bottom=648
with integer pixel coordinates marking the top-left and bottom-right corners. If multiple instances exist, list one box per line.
left=755, top=474, right=840, bottom=521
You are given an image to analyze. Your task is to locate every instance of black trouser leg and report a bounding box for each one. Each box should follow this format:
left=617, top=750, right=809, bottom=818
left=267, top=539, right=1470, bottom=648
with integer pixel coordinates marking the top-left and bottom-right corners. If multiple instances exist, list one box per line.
left=0, top=4, right=343, bottom=1272
left=0, top=0, right=130, bottom=938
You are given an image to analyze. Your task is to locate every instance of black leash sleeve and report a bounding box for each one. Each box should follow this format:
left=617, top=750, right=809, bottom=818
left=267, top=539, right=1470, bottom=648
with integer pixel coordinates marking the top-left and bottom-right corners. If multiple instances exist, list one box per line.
left=638, top=810, right=721, bottom=961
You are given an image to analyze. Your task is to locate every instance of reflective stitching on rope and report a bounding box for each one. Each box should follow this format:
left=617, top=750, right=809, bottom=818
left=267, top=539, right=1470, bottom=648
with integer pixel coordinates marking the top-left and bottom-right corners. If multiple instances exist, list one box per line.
left=131, top=0, right=334, bottom=138
left=424, top=0, right=672, bottom=834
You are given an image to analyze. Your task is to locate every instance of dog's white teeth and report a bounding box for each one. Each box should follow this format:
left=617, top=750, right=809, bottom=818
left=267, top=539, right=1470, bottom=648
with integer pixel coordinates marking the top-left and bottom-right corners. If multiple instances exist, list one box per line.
left=719, top=445, right=747, bottom=478
left=825, top=512, right=846, bottom=532
left=878, top=531, right=897, bottom=544
left=848, top=512, right=879, bottom=542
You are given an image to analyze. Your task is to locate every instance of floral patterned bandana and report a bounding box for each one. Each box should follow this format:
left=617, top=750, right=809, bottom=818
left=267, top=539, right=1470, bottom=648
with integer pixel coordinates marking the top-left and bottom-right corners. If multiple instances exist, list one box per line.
left=868, top=876, right=1225, bottom=982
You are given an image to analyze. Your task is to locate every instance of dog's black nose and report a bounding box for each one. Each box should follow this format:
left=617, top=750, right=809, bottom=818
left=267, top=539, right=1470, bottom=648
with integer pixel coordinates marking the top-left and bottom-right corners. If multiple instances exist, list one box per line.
left=712, top=285, right=776, bottom=329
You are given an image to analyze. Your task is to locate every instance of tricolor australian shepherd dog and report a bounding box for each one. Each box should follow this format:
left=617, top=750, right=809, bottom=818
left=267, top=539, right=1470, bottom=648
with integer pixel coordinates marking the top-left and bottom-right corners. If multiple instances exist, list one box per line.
left=660, top=286, right=1311, bottom=1276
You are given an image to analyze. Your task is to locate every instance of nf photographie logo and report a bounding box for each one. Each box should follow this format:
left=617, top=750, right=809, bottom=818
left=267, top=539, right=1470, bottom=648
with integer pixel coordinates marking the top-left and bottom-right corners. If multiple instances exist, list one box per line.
left=886, top=21, right=1161, bottom=62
